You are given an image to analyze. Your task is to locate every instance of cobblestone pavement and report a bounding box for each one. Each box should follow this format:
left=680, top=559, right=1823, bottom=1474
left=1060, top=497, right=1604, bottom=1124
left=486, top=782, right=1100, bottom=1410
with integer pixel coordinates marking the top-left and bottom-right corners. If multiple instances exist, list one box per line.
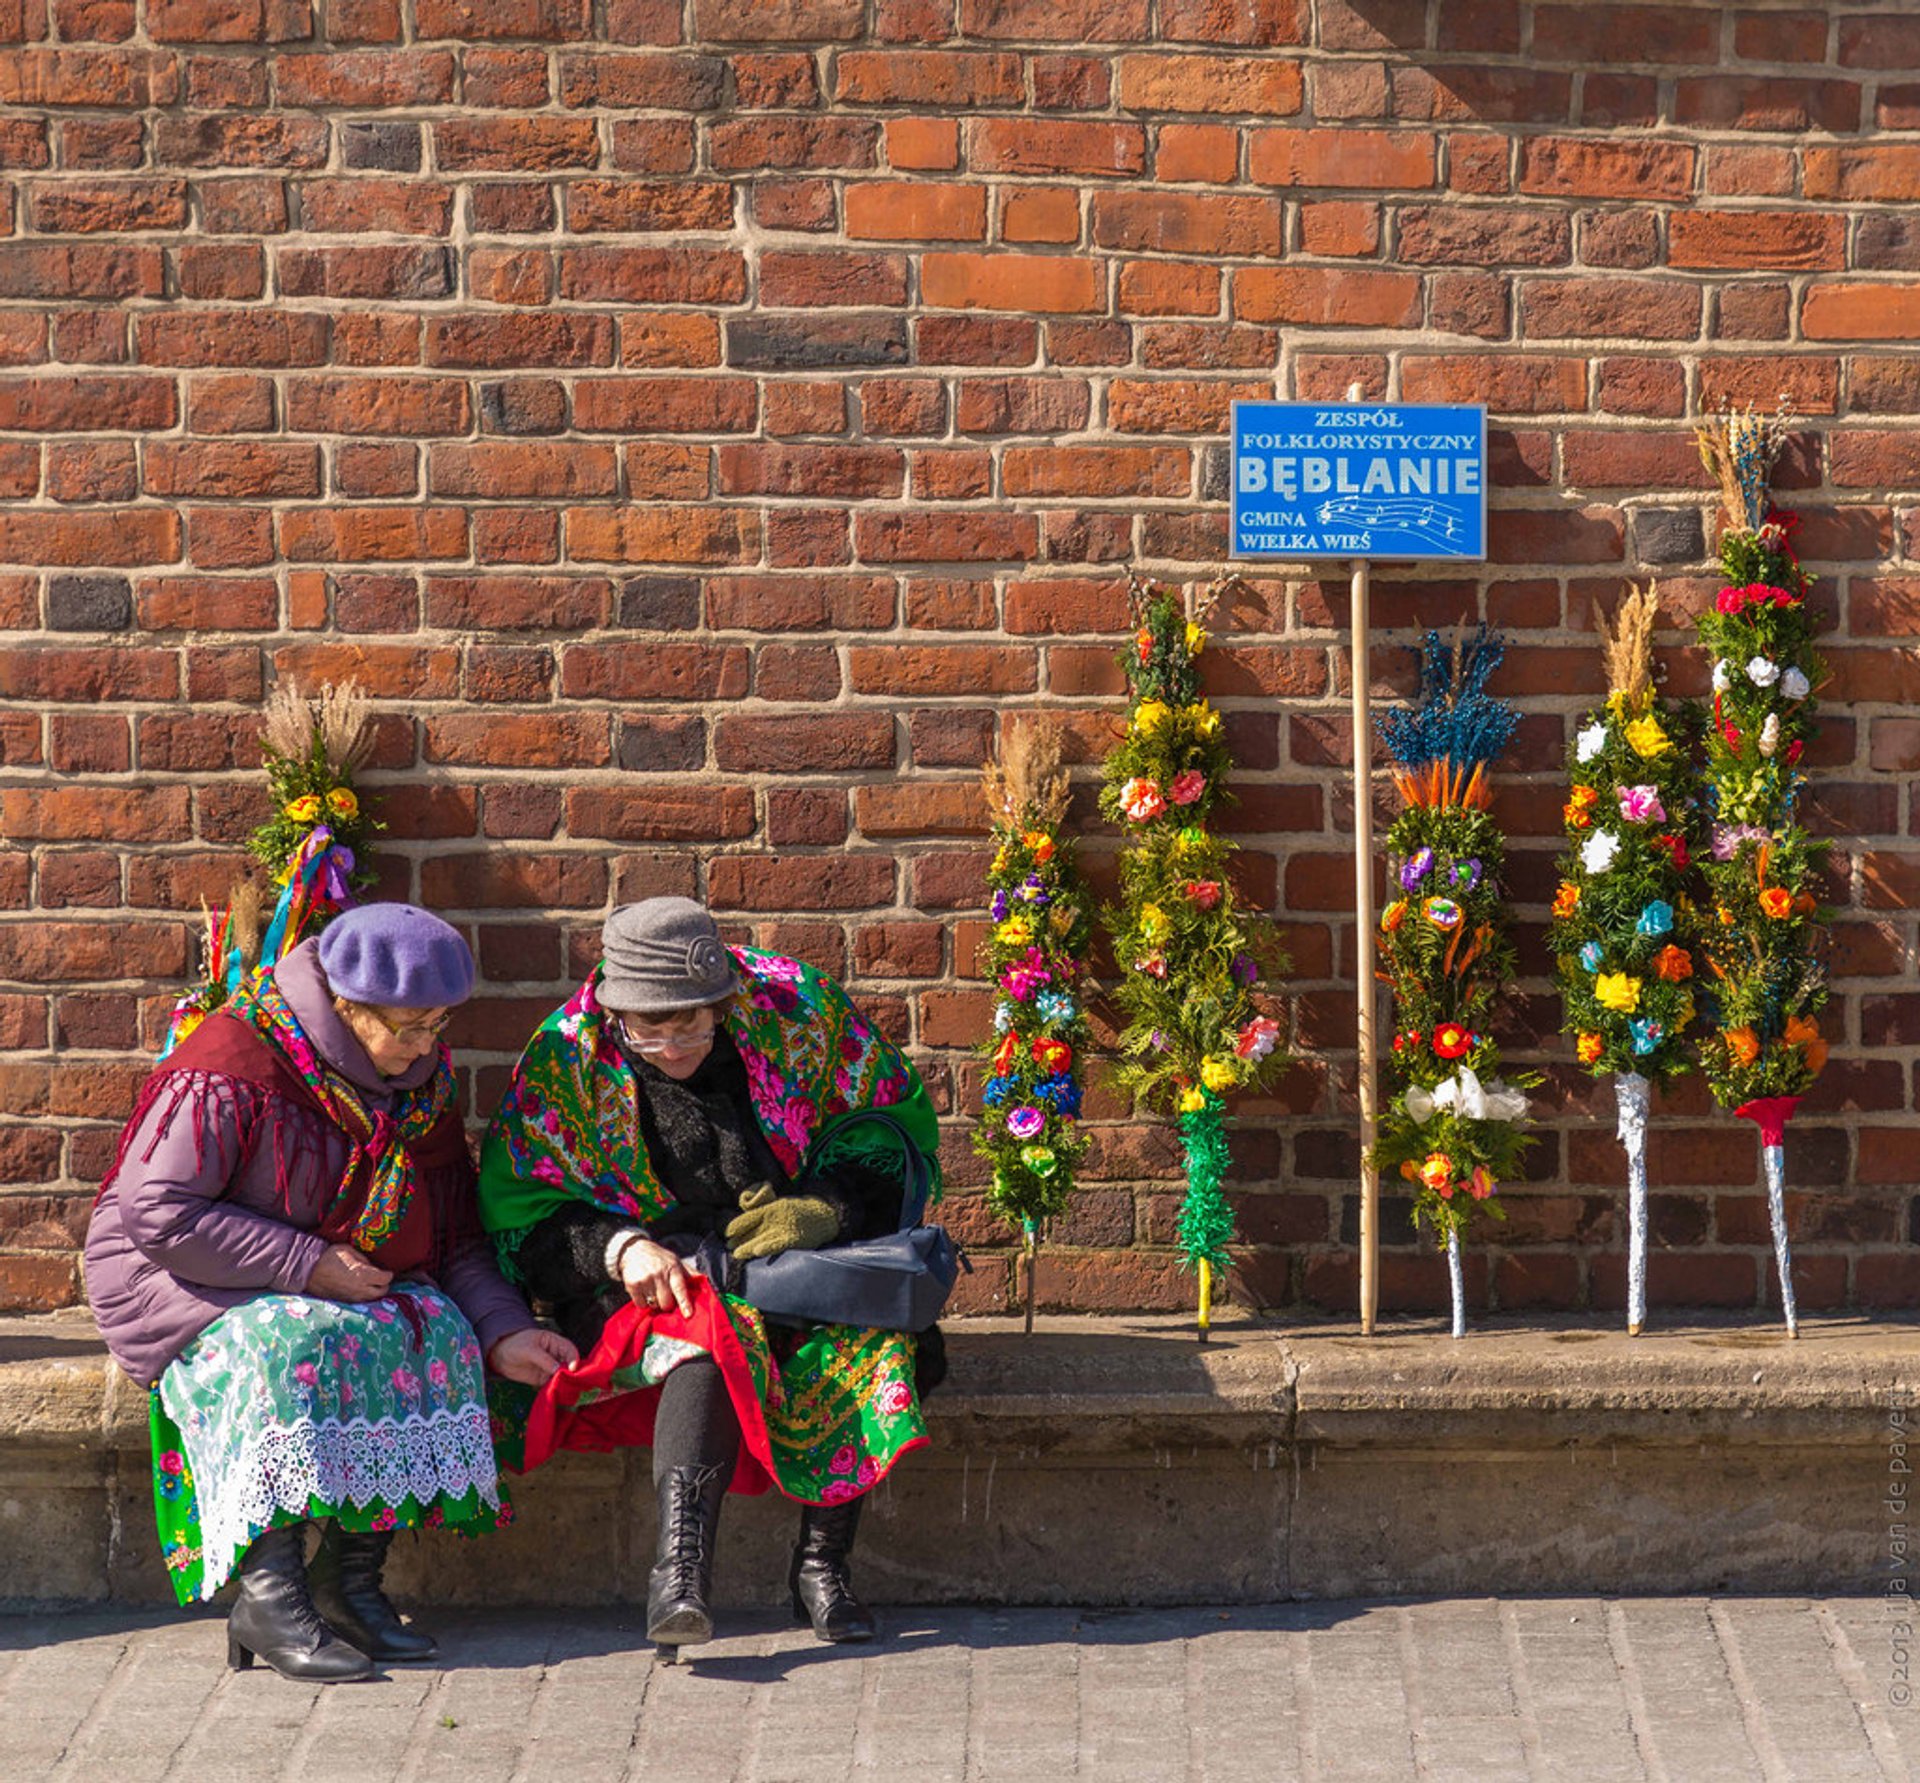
left=1, top=1597, right=1912, bottom=1782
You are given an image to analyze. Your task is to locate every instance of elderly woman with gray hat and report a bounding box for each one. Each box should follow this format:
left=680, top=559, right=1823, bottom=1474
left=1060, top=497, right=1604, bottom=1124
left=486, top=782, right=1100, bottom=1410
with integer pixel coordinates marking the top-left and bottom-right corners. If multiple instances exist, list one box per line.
left=85, top=904, right=578, bottom=1683
left=477, top=897, right=945, bottom=1656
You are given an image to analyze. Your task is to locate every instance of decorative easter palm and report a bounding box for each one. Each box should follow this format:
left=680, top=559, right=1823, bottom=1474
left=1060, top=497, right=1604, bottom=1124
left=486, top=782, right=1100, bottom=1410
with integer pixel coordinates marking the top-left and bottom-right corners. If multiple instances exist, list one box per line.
left=1371, top=629, right=1535, bottom=1339
left=976, top=718, right=1094, bottom=1332
left=1551, top=585, right=1701, bottom=1334
left=1100, top=576, right=1288, bottom=1339
left=161, top=680, right=381, bottom=1056
left=1693, top=405, right=1829, bottom=1337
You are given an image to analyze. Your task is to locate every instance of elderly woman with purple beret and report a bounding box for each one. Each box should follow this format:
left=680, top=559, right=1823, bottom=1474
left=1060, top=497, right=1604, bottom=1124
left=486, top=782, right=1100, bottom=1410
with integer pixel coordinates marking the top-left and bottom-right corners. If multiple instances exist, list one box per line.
left=85, top=904, right=576, bottom=1683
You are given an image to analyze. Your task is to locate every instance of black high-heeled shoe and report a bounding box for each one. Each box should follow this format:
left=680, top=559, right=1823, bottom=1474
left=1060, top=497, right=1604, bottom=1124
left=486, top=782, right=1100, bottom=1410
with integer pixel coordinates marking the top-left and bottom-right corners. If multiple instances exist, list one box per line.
left=790, top=1498, right=877, bottom=1644
left=226, top=1524, right=373, bottom=1682
left=309, top=1523, right=438, bottom=1663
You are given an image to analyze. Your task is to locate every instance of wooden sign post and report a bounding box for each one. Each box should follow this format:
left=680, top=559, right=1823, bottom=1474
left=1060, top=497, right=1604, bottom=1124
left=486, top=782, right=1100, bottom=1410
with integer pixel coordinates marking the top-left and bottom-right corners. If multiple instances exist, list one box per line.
left=1230, top=394, right=1486, bottom=1337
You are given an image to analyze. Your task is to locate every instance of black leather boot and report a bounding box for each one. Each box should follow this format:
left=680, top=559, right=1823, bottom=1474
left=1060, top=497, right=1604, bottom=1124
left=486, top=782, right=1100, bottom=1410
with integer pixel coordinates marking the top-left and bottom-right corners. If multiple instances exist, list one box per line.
left=226, top=1523, right=374, bottom=1682
left=790, top=1498, right=878, bottom=1643
left=309, top=1523, right=438, bottom=1663
left=646, top=1463, right=728, bottom=1649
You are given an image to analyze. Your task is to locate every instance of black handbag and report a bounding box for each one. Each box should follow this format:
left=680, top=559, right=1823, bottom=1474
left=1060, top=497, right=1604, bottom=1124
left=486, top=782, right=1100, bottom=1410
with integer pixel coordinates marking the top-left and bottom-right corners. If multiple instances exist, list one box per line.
left=739, top=1110, right=966, bottom=1333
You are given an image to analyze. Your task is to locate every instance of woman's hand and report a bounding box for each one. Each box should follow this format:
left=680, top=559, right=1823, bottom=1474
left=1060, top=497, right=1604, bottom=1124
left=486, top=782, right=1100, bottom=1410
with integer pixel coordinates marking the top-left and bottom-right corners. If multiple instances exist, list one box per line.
left=487, top=1326, right=579, bottom=1386
left=615, top=1236, right=697, bottom=1318
left=305, top=1243, right=393, bottom=1303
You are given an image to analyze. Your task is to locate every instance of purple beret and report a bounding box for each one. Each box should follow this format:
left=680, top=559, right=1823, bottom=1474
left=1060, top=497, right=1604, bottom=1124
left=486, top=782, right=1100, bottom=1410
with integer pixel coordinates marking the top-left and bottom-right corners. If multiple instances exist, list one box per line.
left=318, top=903, right=473, bottom=1009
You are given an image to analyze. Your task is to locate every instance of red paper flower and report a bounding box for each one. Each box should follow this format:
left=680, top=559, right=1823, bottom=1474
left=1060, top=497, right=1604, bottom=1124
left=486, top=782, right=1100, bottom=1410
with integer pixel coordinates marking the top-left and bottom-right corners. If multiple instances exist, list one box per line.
left=1433, top=1022, right=1470, bottom=1059
left=992, top=1033, right=1020, bottom=1073
left=1031, top=1037, right=1072, bottom=1074
left=1182, top=879, right=1222, bottom=910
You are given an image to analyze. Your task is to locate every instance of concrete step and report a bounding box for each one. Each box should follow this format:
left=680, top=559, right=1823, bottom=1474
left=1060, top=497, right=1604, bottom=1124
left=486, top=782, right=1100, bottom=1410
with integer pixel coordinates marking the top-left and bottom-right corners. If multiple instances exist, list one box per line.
left=2, top=1310, right=1914, bottom=1607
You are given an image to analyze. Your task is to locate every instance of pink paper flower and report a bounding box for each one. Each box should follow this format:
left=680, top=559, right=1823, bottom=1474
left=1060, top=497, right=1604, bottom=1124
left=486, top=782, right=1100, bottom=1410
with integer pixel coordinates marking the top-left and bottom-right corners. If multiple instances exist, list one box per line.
left=1121, top=777, right=1166, bottom=823
left=1168, top=769, right=1206, bottom=806
left=1617, top=784, right=1666, bottom=824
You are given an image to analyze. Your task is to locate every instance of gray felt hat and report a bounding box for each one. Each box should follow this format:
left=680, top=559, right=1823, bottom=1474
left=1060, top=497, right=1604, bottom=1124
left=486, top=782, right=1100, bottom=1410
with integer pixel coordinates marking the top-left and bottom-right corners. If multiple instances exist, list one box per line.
left=598, top=897, right=740, bottom=1014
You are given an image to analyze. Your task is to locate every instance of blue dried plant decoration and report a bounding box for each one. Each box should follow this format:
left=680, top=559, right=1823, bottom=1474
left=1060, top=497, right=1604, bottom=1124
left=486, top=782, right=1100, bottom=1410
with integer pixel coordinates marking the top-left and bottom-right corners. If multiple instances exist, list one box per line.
left=1375, top=626, right=1521, bottom=773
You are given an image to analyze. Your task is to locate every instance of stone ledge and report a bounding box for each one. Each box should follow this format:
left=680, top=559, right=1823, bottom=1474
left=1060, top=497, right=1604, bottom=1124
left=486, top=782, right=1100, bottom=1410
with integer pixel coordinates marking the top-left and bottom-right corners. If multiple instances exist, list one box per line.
left=2, top=1309, right=1914, bottom=1606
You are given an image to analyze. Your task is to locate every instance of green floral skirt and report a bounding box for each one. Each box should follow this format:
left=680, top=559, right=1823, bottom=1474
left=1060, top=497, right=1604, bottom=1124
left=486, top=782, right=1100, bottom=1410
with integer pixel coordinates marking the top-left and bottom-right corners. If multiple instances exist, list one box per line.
left=151, top=1282, right=509, bottom=1607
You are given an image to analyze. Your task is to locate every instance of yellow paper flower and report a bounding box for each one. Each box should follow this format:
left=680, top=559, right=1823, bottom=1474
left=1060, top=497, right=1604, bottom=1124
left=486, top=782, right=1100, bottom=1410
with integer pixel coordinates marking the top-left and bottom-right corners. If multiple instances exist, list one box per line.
left=325, top=786, right=359, bottom=820
left=996, top=916, right=1034, bottom=946
left=1594, top=972, right=1641, bottom=1014
left=1200, top=1057, right=1237, bottom=1093
left=1625, top=714, right=1671, bottom=759
left=1189, top=704, right=1221, bottom=737
left=1185, top=621, right=1207, bottom=654
left=1552, top=883, right=1580, bottom=920
left=1134, top=699, right=1172, bottom=734
left=1179, top=1086, right=1207, bottom=1112
left=1139, top=904, right=1169, bottom=941
left=284, top=794, right=323, bottom=823
left=1576, top=1032, right=1604, bottom=1064
left=992, top=847, right=1010, bottom=874
left=1419, top=1152, right=1453, bottom=1192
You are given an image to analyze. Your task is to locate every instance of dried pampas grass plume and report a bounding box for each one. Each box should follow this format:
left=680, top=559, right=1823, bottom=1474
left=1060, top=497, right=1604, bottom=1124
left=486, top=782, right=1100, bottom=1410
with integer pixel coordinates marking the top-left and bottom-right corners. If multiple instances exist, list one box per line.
left=262, top=677, right=374, bottom=773
left=225, top=879, right=263, bottom=963
left=1599, top=582, right=1660, bottom=705
left=983, top=716, right=1070, bottom=826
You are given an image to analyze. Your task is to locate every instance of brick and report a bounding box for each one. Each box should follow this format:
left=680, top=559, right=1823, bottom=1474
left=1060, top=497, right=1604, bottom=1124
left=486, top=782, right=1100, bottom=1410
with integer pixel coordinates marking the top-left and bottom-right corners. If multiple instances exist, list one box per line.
left=717, top=443, right=904, bottom=499
left=1675, top=75, right=1860, bottom=133
left=968, top=119, right=1146, bottom=179
left=1249, top=125, right=1434, bottom=189
left=435, top=116, right=599, bottom=172
left=1116, top=53, right=1301, bottom=115
left=922, top=252, right=1100, bottom=313
left=275, top=49, right=453, bottom=106
left=714, top=712, right=895, bottom=771
left=1002, top=445, right=1190, bottom=497
left=566, top=507, right=759, bottom=565
left=422, top=713, right=610, bottom=770
left=279, top=507, right=467, bottom=563
left=416, top=0, right=590, bottom=35
left=136, top=311, right=327, bottom=366
left=1092, top=191, right=1280, bottom=256
left=339, top=122, right=421, bottom=172
left=836, top=50, right=1023, bottom=106
left=1159, top=0, right=1300, bottom=44
left=0, top=374, right=174, bottom=430
left=1514, top=135, right=1696, bottom=200
left=709, top=117, right=877, bottom=172
left=284, top=377, right=469, bottom=437
left=0, top=919, right=186, bottom=981
left=144, top=440, right=321, bottom=499
left=26, top=177, right=186, bottom=232
left=1521, top=276, right=1700, bottom=341
left=426, top=575, right=607, bottom=631
left=958, top=0, right=1147, bottom=42
left=568, top=784, right=756, bottom=841
left=1397, top=204, right=1570, bottom=267
left=297, top=179, right=453, bottom=236
left=1235, top=266, right=1420, bottom=327
left=0, top=241, right=162, bottom=298
left=849, top=643, right=1036, bottom=693
left=1803, top=287, right=1920, bottom=343
left=853, top=512, right=1037, bottom=564
left=887, top=118, right=959, bottom=172
left=1155, top=122, right=1236, bottom=184
left=0, top=508, right=179, bottom=567
left=693, top=0, right=860, bottom=38
left=557, top=246, right=746, bottom=305
left=1393, top=63, right=1570, bottom=124
left=564, top=179, right=734, bottom=233
left=147, top=0, right=308, bottom=36
left=846, top=182, right=987, bottom=242
left=761, top=249, right=908, bottom=307
left=1668, top=211, right=1845, bottom=272
left=155, top=114, right=327, bottom=168
left=707, top=853, right=895, bottom=910
left=428, top=440, right=619, bottom=499
left=706, top=574, right=893, bottom=630
left=136, top=575, right=277, bottom=630
left=0, top=48, right=178, bottom=106
left=1400, top=353, right=1586, bottom=412
left=426, top=313, right=614, bottom=368
left=556, top=51, right=726, bottom=108
left=728, top=315, right=911, bottom=369
left=571, top=376, right=755, bottom=434
left=559, top=640, right=750, bottom=701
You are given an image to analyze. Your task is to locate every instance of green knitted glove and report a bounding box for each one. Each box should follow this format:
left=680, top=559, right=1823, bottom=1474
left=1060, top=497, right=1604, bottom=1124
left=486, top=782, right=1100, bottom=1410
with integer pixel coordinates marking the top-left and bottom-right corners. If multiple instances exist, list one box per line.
left=725, top=1185, right=841, bottom=1262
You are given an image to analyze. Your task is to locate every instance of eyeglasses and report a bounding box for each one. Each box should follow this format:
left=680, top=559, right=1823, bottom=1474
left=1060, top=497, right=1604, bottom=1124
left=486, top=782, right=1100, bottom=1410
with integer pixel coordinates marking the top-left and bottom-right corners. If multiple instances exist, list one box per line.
left=617, top=1014, right=719, bottom=1057
left=349, top=1005, right=452, bottom=1046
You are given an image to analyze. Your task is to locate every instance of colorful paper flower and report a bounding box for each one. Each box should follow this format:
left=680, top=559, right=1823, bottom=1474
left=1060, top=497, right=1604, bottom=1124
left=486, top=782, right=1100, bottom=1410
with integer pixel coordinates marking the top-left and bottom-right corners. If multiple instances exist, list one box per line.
left=1031, top=1037, right=1072, bottom=1074
left=1121, top=777, right=1166, bottom=822
left=1653, top=945, right=1692, bottom=982
left=1419, top=1153, right=1453, bottom=1192
left=1746, top=655, right=1780, bottom=688
left=1760, top=886, right=1794, bottom=919
left=1433, top=1022, right=1471, bottom=1059
left=1618, top=785, right=1666, bottom=824
left=1580, top=829, right=1620, bottom=874
left=1234, top=1016, right=1281, bottom=1061
left=1400, top=847, right=1435, bottom=890
left=283, top=794, right=323, bottom=823
left=1382, top=899, right=1407, bottom=932
left=1423, top=897, right=1463, bottom=930
left=326, top=787, right=358, bottom=819
left=1579, top=941, right=1604, bottom=973
left=1450, top=857, right=1482, bottom=892
left=1635, top=901, right=1674, bottom=938
left=1183, top=879, right=1222, bottom=910
left=1576, top=722, right=1607, bottom=763
left=1781, top=666, right=1810, bottom=701
left=1134, top=699, right=1172, bottom=733
left=1727, top=1027, right=1761, bottom=1066
left=1168, top=769, right=1207, bottom=806
left=1624, top=714, right=1671, bottom=758
left=1593, top=972, right=1641, bottom=1014
left=1005, top=1107, right=1045, bottom=1140
left=1200, top=1058, right=1237, bottom=1093
left=1552, top=882, right=1580, bottom=920
left=1576, top=1032, right=1603, bottom=1065
left=1628, top=1018, right=1663, bottom=1056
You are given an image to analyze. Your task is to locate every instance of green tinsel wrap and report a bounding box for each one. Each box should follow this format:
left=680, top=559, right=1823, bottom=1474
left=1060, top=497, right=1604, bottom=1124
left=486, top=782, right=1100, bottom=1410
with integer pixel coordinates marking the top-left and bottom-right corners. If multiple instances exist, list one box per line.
left=1176, top=1094, right=1233, bottom=1274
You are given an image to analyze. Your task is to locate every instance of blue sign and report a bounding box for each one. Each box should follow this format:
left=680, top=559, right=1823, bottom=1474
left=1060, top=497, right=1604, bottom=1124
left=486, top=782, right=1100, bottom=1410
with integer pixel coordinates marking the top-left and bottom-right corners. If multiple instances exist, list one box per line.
left=1230, top=402, right=1486, bottom=561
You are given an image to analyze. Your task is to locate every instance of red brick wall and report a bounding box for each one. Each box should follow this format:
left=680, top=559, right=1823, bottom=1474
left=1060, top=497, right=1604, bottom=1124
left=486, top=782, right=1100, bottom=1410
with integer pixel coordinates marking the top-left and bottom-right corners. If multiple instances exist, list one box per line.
left=2, top=1, right=1917, bottom=1320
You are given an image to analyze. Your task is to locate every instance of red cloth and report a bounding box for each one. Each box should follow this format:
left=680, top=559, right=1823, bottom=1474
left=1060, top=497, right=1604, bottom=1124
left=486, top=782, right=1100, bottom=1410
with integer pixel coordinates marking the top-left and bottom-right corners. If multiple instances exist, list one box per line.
left=519, top=1277, right=781, bottom=1495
